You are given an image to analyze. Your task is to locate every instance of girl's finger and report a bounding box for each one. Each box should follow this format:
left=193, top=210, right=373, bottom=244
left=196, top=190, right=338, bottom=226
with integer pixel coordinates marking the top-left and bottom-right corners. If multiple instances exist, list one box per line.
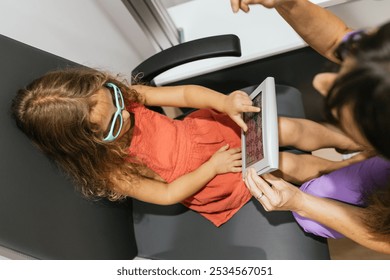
left=232, top=153, right=242, bottom=161
left=217, top=144, right=230, bottom=152
left=231, top=166, right=242, bottom=173
left=243, top=105, right=261, bottom=112
left=233, top=116, right=248, bottom=132
left=229, top=147, right=241, bottom=154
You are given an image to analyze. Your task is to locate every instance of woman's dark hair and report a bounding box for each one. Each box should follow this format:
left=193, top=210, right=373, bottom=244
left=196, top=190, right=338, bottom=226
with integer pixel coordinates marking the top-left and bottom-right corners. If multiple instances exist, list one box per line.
left=325, top=21, right=390, bottom=159
left=325, top=21, right=390, bottom=238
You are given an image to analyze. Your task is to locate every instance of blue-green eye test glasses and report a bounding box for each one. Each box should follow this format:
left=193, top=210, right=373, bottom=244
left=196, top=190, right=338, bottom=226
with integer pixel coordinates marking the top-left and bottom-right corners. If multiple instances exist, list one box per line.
left=103, top=82, right=125, bottom=142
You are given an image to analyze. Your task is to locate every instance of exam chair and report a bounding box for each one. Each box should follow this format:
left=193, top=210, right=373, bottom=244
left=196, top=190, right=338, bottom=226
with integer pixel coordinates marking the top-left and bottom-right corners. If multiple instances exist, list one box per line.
left=130, top=35, right=330, bottom=259
left=0, top=33, right=330, bottom=260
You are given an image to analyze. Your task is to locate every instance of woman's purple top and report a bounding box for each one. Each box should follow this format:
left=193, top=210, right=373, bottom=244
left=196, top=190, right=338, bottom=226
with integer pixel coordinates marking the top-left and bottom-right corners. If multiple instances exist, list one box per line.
left=293, top=156, right=390, bottom=238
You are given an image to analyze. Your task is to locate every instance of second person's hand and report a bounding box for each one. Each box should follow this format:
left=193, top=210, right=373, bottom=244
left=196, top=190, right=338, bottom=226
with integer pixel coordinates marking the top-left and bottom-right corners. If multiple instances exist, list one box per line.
left=230, top=0, right=291, bottom=13
left=244, top=168, right=302, bottom=212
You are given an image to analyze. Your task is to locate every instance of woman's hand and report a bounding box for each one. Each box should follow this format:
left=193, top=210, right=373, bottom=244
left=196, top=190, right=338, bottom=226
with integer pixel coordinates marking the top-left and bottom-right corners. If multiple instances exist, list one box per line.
left=223, top=90, right=260, bottom=132
left=244, top=168, right=302, bottom=211
left=230, top=0, right=292, bottom=13
left=208, top=144, right=242, bottom=174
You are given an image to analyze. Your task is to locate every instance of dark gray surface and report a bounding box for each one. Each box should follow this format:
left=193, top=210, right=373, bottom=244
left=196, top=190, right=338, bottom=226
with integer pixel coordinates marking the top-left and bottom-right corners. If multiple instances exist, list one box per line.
left=133, top=84, right=330, bottom=259
left=0, top=34, right=137, bottom=259
left=134, top=198, right=329, bottom=260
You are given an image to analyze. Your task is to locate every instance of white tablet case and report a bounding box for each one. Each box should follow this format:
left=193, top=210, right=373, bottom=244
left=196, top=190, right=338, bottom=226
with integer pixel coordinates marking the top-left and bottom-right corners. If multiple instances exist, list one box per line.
left=241, top=77, right=279, bottom=175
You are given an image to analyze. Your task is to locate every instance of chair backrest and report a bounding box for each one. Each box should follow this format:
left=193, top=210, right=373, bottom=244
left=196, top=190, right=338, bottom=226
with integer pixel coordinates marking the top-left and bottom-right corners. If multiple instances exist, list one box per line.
left=0, top=34, right=137, bottom=259
left=131, top=34, right=241, bottom=85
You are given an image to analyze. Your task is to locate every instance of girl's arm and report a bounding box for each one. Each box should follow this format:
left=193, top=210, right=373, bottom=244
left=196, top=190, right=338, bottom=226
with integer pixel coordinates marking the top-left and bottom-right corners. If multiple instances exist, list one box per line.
left=244, top=169, right=390, bottom=254
left=132, top=84, right=259, bottom=131
left=115, top=145, right=242, bottom=205
left=133, top=84, right=226, bottom=111
left=230, top=0, right=353, bottom=62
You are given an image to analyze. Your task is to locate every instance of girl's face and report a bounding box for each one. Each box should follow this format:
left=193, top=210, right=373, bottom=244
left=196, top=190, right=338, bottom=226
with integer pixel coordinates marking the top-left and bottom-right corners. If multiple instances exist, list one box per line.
left=312, top=58, right=373, bottom=149
left=90, top=87, right=132, bottom=141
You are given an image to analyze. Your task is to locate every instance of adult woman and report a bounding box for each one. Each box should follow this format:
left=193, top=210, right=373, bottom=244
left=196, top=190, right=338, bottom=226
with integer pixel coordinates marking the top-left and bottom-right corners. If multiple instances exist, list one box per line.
left=231, top=0, right=390, bottom=253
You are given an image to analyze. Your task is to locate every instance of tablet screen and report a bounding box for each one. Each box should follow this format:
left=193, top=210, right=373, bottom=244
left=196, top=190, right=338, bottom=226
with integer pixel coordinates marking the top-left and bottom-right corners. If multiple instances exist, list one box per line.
left=241, top=77, right=278, bottom=176
left=244, top=91, right=264, bottom=166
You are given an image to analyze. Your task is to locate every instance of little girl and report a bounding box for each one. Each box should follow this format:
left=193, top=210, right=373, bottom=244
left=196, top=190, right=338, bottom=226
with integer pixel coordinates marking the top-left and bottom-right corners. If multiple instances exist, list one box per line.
left=12, top=67, right=364, bottom=226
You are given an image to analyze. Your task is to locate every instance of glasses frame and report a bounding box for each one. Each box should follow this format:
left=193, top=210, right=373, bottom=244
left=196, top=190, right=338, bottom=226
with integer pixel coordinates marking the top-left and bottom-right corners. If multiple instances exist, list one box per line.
left=103, top=82, right=125, bottom=142
left=333, top=30, right=366, bottom=61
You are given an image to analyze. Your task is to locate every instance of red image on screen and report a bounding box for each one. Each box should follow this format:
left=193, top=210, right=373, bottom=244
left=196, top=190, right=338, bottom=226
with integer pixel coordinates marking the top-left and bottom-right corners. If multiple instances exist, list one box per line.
left=244, top=92, right=263, bottom=166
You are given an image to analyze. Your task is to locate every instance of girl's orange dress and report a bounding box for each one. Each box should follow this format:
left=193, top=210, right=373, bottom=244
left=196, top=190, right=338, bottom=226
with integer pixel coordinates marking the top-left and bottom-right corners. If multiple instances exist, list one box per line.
left=127, top=104, right=252, bottom=226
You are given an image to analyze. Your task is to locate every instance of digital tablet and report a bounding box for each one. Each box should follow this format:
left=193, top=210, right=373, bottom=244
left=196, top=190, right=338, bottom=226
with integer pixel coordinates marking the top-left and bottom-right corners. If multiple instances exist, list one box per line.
left=241, top=77, right=279, bottom=176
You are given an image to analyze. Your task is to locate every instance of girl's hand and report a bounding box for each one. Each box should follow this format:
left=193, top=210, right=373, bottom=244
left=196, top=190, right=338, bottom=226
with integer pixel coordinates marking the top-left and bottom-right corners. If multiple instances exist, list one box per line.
left=244, top=168, right=302, bottom=212
left=208, top=144, right=242, bottom=174
left=223, top=90, right=260, bottom=132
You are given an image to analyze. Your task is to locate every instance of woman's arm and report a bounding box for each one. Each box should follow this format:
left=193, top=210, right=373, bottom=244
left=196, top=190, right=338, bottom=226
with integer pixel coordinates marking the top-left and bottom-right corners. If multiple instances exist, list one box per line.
left=115, top=145, right=242, bottom=205
left=296, top=190, right=390, bottom=254
left=244, top=168, right=390, bottom=254
left=132, top=84, right=259, bottom=131
left=230, top=0, right=353, bottom=62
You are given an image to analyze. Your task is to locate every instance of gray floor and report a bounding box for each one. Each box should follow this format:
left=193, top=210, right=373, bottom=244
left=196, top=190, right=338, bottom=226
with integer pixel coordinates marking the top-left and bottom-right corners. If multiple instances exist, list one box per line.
left=329, top=238, right=390, bottom=260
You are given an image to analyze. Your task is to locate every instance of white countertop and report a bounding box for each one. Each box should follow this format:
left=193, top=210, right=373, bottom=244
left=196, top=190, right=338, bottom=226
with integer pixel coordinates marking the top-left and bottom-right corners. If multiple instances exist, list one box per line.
left=154, top=0, right=353, bottom=85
